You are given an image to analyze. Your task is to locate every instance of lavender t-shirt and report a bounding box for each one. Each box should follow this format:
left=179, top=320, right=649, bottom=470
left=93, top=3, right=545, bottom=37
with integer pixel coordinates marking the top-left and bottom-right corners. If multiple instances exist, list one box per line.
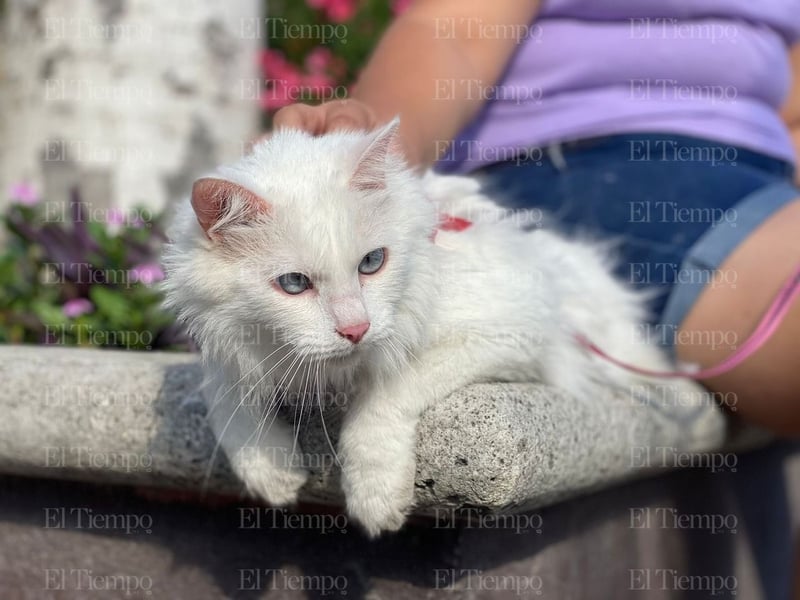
left=439, top=0, right=800, bottom=172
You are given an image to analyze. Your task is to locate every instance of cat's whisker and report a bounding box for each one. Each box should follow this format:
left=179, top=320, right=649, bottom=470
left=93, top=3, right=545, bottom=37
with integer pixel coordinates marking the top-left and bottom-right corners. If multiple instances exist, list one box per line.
left=316, top=357, right=343, bottom=469
left=250, top=345, right=312, bottom=461
left=394, top=335, right=422, bottom=366
left=377, top=344, right=396, bottom=374
left=204, top=341, right=293, bottom=420
left=230, top=350, right=307, bottom=487
left=277, top=349, right=312, bottom=462
left=251, top=348, right=306, bottom=452
left=383, top=340, right=417, bottom=392
left=314, top=356, right=323, bottom=410
left=377, top=343, right=406, bottom=386
left=291, top=356, right=314, bottom=457
left=202, top=347, right=298, bottom=492
left=385, top=337, right=413, bottom=372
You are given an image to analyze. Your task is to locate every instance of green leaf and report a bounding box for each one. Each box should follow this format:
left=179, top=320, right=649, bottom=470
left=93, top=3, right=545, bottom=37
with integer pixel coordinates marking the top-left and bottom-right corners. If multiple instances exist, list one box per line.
left=89, top=286, right=130, bottom=324
left=31, top=300, right=68, bottom=327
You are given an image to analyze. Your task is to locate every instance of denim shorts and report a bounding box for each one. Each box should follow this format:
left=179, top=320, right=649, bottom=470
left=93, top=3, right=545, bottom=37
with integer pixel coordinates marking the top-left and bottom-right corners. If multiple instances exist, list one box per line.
left=472, top=133, right=798, bottom=348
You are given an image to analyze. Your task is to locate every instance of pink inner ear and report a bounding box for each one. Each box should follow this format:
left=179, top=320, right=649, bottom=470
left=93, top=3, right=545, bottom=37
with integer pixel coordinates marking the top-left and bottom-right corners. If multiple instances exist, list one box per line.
left=190, top=178, right=267, bottom=239
left=351, top=119, right=402, bottom=192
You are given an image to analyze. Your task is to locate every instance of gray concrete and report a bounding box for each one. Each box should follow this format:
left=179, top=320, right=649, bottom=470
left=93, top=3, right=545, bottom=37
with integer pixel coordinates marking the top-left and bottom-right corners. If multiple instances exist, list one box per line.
left=1, top=441, right=798, bottom=599
left=0, top=345, right=763, bottom=514
left=0, top=344, right=795, bottom=600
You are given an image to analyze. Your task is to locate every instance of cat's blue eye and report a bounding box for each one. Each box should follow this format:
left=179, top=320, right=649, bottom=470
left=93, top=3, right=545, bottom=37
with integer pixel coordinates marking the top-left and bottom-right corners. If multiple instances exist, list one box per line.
left=358, top=248, right=386, bottom=275
left=276, top=272, right=312, bottom=294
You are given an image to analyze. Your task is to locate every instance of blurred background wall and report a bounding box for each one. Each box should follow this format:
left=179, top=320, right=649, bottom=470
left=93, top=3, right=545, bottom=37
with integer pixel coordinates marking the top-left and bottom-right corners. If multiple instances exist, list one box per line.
left=0, top=0, right=262, bottom=214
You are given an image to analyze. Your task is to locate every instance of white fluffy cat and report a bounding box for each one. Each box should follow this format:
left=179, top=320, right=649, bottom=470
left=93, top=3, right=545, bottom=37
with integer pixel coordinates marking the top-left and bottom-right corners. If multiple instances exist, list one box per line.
left=163, top=119, right=683, bottom=537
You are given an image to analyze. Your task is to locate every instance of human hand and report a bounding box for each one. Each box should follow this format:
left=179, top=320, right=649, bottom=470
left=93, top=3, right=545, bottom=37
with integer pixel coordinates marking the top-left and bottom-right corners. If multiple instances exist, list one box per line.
left=273, top=99, right=380, bottom=135
left=256, top=99, right=418, bottom=164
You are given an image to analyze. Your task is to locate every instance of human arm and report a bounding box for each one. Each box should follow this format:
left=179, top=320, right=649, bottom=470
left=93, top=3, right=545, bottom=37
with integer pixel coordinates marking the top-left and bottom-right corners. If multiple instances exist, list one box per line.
left=781, top=42, right=800, bottom=184
left=272, top=0, right=541, bottom=167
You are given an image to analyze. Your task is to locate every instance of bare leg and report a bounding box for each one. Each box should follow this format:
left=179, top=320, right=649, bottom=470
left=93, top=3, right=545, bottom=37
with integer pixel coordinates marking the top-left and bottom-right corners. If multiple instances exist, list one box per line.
left=676, top=200, right=800, bottom=435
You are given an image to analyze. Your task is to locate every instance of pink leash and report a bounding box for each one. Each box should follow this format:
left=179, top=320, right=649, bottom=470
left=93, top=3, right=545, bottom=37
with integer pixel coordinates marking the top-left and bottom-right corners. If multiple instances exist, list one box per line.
left=576, top=262, right=800, bottom=380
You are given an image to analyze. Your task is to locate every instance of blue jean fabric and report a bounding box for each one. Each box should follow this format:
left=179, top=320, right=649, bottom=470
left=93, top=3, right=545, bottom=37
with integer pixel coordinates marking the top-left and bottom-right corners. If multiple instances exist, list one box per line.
left=471, top=133, right=798, bottom=345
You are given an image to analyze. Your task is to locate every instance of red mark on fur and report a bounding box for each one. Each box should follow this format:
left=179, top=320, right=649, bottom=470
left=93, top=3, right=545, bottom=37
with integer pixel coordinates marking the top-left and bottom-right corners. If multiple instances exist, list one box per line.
left=438, top=215, right=472, bottom=232
left=430, top=213, right=472, bottom=242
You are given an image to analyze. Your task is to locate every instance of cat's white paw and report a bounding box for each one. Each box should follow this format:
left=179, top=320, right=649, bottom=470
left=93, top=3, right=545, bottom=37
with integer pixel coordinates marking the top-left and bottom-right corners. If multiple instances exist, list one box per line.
left=343, top=471, right=414, bottom=538
left=230, top=449, right=309, bottom=506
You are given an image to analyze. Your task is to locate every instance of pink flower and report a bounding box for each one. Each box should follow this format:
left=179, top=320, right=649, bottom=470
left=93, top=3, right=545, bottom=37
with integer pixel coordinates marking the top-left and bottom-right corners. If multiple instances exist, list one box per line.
left=304, top=48, right=347, bottom=98
left=259, top=48, right=286, bottom=75
left=105, top=208, right=126, bottom=226
left=303, top=72, right=336, bottom=95
left=305, top=0, right=356, bottom=23
left=8, top=182, right=39, bottom=206
left=305, top=47, right=333, bottom=74
left=325, top=0, right=356, bottom=23
left=129, top=263, right=165, bottom=286
left=261, top=80, right=297, bottom=110
left=259, top=50, right=304, bottom=110
left=391, top=0, right=412, bottom=15
left=62, top=298, right=94, bottom=318
left=258, top=46, right=349, bottom=112
left=260, top=49, right=301, bottom=85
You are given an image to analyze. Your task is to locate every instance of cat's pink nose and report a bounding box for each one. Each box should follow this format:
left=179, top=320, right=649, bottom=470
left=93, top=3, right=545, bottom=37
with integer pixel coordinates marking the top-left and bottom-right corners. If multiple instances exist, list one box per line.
left=336, top=322, right=370, bottom=344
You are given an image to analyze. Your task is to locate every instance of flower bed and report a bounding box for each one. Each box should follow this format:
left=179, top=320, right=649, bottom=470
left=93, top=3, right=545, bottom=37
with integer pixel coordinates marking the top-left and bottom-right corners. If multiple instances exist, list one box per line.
left=0, top=185, right=189, bottom=350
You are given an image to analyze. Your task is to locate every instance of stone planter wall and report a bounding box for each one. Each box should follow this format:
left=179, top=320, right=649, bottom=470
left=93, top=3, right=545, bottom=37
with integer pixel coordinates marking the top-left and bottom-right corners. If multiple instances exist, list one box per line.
left=0, top=344, right=796, bottom=599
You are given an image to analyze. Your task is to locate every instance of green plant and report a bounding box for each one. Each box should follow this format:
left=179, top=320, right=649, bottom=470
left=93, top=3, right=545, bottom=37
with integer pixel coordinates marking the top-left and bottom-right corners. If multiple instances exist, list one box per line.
left=0, top=184, right=190, bottom=351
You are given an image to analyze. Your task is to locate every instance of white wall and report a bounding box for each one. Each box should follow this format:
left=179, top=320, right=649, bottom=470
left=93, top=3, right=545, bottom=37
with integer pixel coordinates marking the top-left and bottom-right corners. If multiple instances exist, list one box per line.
left=0, top=0, right=263, bottom=216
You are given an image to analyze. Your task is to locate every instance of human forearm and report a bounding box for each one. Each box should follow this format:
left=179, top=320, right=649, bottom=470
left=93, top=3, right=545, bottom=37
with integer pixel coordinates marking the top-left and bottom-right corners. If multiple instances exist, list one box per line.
left=781, top=43, right=800, bottom=183
left=351, top=16, right=479, bottom=166
left=355, top=2, right=540, bottom=167
left=273, top=0, right=540, bottom=168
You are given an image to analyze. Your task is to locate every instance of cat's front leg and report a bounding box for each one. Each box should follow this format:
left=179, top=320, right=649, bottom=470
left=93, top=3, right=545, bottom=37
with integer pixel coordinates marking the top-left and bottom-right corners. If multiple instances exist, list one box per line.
left=339, top=345, right=489, bottom=537
left=338, top=385, right=419, bottom=538
left=206, top=390, right=308, bottom=506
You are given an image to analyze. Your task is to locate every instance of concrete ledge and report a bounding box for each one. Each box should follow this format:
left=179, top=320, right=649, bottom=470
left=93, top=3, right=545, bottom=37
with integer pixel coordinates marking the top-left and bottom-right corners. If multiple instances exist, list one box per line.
left=0, top=345, right=764, bottom=513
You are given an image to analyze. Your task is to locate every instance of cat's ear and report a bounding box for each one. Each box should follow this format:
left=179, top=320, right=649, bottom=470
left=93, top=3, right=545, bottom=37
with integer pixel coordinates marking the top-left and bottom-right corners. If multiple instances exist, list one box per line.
left=190, top=177, right=268, bottom=240
left=350, top=117, right=402, bottom=192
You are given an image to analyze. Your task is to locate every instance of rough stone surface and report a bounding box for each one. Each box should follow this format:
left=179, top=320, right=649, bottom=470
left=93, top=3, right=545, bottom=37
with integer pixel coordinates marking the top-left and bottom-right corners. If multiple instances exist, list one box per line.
left=1, top=441, right=798, bottom=599
left=0, top=345, right=766, bottom=515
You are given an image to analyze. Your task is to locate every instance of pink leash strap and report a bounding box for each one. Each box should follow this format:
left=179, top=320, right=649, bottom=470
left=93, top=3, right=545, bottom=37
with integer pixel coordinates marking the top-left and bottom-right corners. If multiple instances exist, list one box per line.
left=576, top=262, right=800, bottom=380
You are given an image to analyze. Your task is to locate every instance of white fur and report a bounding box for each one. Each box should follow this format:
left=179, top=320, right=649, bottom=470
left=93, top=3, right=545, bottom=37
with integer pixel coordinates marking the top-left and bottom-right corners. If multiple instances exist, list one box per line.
left=162, top=122, right=695, bottom=537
